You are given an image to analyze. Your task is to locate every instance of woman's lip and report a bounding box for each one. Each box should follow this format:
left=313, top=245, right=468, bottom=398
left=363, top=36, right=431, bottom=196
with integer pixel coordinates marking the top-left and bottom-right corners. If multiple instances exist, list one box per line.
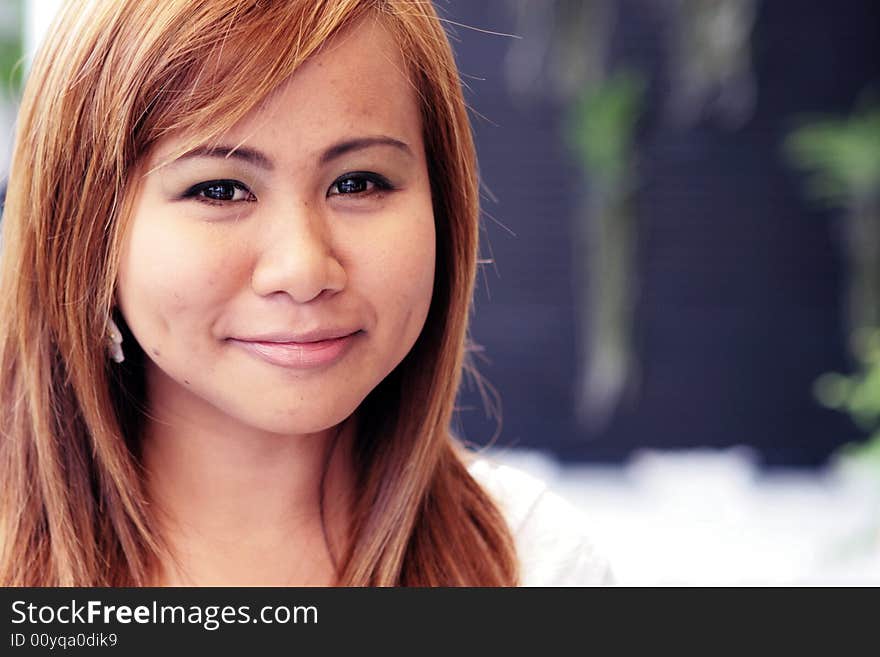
left=229, top=332, right=360, bottom=369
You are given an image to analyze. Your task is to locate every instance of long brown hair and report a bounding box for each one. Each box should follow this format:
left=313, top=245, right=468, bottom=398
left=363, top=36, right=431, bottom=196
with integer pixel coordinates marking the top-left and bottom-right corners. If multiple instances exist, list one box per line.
left=0, top=0, right=518, bottom=586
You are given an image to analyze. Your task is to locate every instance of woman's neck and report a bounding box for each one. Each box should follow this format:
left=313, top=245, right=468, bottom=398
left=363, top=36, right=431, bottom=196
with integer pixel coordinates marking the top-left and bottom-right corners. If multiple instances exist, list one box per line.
left=140, top=391, right=356, bottom=586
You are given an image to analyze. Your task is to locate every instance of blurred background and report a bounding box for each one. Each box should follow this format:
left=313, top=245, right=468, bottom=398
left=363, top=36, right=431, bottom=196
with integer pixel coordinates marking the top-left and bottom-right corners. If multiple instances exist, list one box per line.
left=2, top=0, right=879, bottom=584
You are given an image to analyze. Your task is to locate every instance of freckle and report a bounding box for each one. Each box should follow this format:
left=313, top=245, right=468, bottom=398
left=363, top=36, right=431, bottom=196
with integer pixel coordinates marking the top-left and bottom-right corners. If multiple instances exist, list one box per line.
left=152, top=348, right=160, bottom=356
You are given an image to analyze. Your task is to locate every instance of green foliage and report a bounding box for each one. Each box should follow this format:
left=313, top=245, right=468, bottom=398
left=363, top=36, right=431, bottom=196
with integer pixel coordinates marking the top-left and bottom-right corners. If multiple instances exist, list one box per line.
left=816, top=331, right=880, bottom=430
left=0, top=39, right=22, bottom=96
left=785, top=93, right=880, bottom=468
left=784, top=104, right=880, bottom=207
left=568, top=70, right=646, bottom=185
left=815, top=331, right=880, bottom=470
left=0, top=0, right=23, bottom=97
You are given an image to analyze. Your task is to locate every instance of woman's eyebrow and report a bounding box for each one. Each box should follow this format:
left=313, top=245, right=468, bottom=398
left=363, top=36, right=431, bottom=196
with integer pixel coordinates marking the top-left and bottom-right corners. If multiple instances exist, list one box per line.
left=171, top=136, right=412, bottom=170
left=318, top=136, right=414, bottom=164
left=175, top=146, right=274, bottom=170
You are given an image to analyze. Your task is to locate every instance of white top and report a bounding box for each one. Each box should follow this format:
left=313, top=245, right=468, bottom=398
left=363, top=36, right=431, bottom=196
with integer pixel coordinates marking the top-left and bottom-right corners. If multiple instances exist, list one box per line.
left=468, top=457, right=613, bottom=586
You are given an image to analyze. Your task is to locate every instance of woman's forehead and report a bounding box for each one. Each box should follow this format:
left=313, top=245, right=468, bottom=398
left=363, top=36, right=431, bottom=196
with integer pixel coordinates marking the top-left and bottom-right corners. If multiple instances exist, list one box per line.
left=147, top=16, right=424, bottom=170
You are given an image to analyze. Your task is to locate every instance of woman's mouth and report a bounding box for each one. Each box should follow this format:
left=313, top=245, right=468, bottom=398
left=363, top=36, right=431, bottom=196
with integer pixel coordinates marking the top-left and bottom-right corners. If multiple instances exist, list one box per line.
left=228, top=331, right=362, bottom=369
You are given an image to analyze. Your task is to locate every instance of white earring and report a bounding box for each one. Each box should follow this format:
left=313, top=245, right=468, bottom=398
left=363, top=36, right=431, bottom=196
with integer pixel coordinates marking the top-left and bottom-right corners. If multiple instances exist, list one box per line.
left=107, top=317, right=124, bottom=363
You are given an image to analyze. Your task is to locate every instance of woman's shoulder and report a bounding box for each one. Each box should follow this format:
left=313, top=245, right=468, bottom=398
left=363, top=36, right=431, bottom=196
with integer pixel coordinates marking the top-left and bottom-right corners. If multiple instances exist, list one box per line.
left=467, top=455, right=614, bottom=587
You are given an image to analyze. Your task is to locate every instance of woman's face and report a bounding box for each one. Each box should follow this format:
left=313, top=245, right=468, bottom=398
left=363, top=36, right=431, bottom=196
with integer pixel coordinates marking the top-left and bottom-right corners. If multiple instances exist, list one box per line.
left=116, top=19, right=436, bottom=436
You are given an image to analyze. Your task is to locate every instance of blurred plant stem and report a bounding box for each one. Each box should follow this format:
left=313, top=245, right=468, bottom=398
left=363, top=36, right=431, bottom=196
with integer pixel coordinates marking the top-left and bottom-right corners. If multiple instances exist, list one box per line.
left=501, top=0, right=756, bottom=433
left=664, top=0, right=757, bottom=128
left=786, top=97, right=880, bottom=472
left=786, top=105, right=880, bottom=345
left=502, top=0, right=612, bottom=101
left=568, top=71, right=645, bottom=431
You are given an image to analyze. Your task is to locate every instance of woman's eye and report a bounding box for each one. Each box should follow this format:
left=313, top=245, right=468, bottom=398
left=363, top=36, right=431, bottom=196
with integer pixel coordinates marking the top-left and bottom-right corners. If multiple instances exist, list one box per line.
left=184, top=180, right=255, bottom=205
left=328, top=173, right=392, bottom=198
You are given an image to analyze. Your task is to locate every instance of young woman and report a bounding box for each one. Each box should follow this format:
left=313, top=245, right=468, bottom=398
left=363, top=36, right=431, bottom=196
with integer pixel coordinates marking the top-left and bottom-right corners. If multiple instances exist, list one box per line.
left=0, top=0, right=611, bottom=586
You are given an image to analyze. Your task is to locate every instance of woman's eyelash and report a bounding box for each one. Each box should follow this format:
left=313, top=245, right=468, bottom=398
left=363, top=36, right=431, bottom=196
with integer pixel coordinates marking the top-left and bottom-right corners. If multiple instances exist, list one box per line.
left=328, top=172, right=394, bottom=197
left=183, top=180, right=255, bottom=205
left=182, top=173, right=393, bottom=206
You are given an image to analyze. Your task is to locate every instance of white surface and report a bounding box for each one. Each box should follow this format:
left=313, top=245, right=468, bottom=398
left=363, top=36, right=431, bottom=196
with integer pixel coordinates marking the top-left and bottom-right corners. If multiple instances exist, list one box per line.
left=469, top=457, right=614, bottom=586
left=24, top=0, right=62, bottom=66
left=485, top=447, right=880, bottom=585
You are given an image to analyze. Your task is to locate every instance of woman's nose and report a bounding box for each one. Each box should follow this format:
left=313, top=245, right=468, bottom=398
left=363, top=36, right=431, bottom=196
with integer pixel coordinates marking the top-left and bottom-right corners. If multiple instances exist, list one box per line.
left=250, top=205, right=347, bottom=303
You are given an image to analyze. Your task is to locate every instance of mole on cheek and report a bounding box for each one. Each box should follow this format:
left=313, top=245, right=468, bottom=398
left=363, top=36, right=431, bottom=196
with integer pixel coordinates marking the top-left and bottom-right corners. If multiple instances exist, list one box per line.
left=151, top=348, right=160, bottom=357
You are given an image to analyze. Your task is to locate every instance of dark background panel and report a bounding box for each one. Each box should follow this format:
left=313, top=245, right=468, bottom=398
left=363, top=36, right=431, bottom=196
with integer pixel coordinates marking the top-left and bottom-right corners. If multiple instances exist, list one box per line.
left=445, top=0, right=879, bottom=466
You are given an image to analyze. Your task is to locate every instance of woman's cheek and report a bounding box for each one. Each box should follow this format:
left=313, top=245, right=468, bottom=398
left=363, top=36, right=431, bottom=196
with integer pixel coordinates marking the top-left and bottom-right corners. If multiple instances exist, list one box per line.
left=121, top=220, right=240, bottom=338
left=409, top=213, right=437, bottom=301
left=373, top=212, right=435, bottom=305
left=388, top=217, right=436, bottom=335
